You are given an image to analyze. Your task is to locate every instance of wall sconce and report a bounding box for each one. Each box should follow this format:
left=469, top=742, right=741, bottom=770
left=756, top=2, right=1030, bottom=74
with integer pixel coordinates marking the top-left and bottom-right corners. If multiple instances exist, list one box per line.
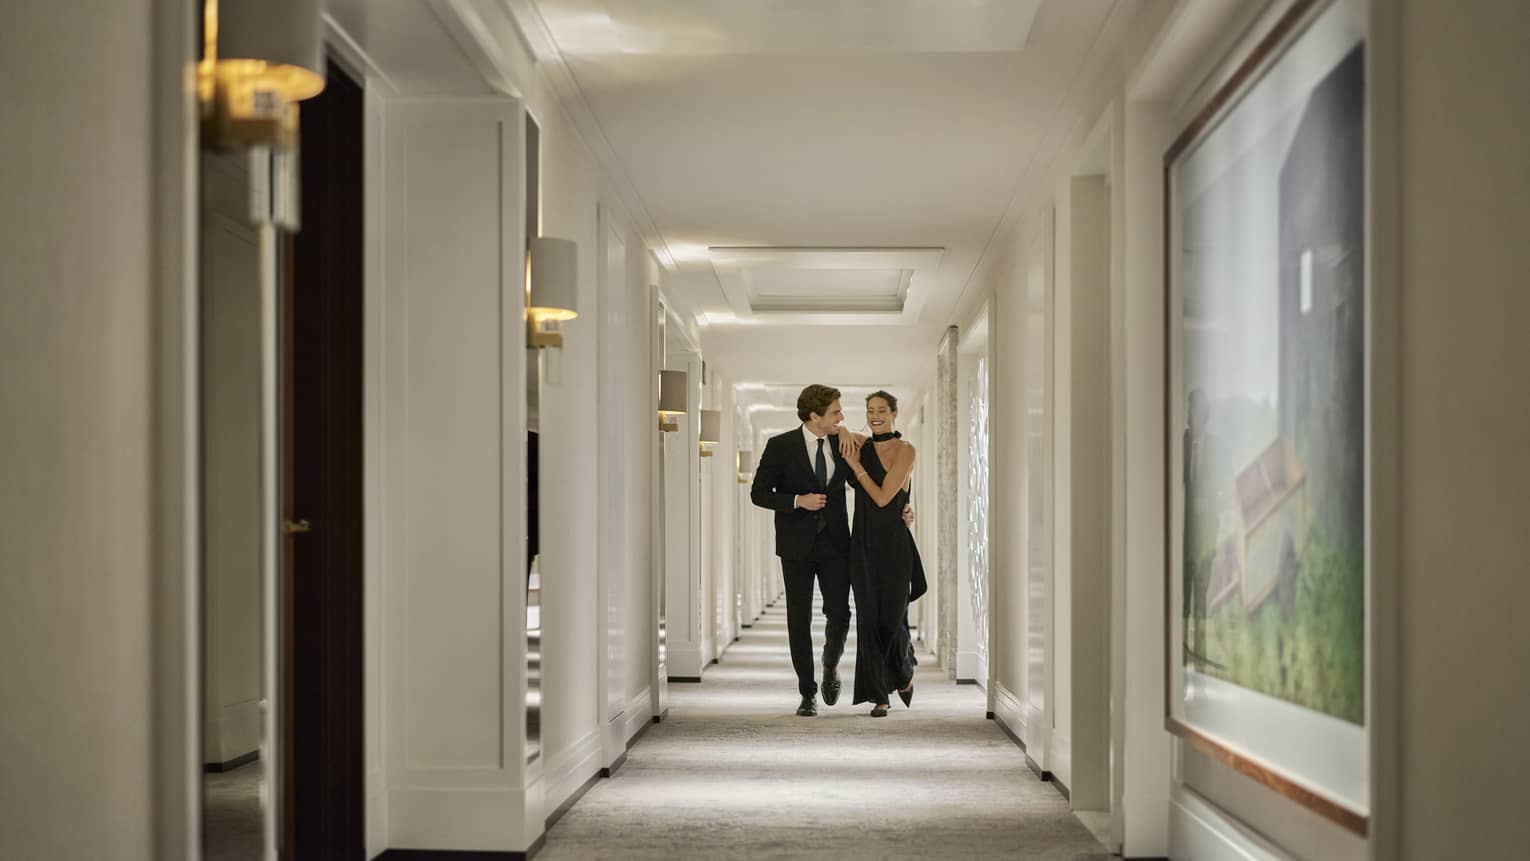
left=698, top=410, right=721, bottom=457
left=199, top=0, right=327, bottom=151
left=658, top=370, right=688, bottom=432
left=526, top=237, right=579, bottom=349
left=736, top=450, right=753, bottom=484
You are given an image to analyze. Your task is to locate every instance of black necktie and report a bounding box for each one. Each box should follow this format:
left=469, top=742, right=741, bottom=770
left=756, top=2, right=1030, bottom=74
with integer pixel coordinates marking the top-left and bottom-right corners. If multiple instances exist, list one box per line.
left=815, top=437, right=827, bottom=489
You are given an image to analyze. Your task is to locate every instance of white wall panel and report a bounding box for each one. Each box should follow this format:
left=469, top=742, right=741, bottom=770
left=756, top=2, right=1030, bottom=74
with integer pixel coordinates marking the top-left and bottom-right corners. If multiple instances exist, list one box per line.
left=379, top=98, right=533, bottom=850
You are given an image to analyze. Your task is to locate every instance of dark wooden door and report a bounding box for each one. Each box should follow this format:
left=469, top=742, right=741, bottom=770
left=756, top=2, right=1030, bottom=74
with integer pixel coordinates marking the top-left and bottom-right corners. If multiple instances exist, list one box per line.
left=281, top=57, right=365, bottom=861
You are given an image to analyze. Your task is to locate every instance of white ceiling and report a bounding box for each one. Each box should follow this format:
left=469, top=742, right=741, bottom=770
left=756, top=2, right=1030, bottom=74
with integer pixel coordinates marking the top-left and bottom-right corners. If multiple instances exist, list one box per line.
left=525, top=0, right=1129, bottom=397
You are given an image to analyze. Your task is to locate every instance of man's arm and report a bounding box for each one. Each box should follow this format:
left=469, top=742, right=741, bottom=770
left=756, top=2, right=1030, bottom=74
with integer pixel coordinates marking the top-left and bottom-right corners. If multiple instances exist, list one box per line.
left=749, top=438, right=798, bottom=513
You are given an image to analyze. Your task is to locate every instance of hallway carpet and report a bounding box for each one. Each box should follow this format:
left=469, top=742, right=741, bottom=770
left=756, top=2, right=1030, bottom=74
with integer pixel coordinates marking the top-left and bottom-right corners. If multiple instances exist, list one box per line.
left=538, top=599, right=1111, bottom=860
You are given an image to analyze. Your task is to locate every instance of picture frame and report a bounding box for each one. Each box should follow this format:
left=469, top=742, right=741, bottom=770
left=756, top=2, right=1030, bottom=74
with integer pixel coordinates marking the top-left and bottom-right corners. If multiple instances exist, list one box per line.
left=1163, top=0, right=1370, bottom=835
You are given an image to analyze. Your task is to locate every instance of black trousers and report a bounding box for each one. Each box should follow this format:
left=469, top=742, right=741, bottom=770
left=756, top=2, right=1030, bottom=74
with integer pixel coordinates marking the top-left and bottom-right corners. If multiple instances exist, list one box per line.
left=780, top=540, right=851, bottom=698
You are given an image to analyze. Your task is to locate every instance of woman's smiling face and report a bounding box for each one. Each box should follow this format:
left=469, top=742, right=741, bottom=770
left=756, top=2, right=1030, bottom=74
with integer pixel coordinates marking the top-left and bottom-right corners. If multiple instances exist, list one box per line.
left=866, top=396, right=896, bottom=434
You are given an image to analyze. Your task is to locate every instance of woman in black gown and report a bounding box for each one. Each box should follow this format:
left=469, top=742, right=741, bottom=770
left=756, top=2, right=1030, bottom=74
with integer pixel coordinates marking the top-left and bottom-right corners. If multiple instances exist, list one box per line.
left=839, top=391, right=926, bottom=718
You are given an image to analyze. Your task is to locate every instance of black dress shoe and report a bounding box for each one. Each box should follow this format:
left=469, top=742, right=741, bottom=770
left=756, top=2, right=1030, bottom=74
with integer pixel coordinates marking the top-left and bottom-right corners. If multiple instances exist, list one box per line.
left=870, top=704, right=889, bottom=718
left=821, top=666, right=841, bottom=706
left=796, top=695, right=817, bottom=717
left=898, top=683, right=914, bottom=708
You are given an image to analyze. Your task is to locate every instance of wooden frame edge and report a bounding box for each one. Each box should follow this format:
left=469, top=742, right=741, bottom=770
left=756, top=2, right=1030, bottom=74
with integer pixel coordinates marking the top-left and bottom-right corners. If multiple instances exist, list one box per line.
left=1168, top=718, right=1369, bottom=836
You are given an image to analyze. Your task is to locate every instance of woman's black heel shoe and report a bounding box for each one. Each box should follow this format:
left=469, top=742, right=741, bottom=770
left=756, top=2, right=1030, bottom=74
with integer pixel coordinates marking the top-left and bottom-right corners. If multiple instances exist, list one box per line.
left=898, top=684, right=913, bottom=708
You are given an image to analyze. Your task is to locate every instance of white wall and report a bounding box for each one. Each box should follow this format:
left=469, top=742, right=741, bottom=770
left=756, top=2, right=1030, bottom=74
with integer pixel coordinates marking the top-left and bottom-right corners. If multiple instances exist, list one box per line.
left=537, top=76, right=607, bottom=811
left=0, top=0, right=197, bottom=857
left=598, top=203, right=659, bottom=761
left=1391, top=0, right=1530, bottom=856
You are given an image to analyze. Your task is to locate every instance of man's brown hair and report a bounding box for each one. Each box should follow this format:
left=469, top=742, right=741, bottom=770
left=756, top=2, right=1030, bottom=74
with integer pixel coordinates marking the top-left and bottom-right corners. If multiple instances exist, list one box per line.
left=796, top=384, right=841, bottom=423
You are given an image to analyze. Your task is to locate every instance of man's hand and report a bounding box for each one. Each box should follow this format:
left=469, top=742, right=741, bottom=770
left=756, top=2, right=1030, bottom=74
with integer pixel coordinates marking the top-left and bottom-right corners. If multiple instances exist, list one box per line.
left=796, top=493, right=828, bottom=512
left=902, top=504, right=916, bottom=528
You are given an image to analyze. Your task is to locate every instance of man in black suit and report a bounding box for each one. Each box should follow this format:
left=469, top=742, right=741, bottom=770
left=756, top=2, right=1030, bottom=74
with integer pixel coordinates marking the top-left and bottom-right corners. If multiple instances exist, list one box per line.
left=750, top=384, right=912, bottom=716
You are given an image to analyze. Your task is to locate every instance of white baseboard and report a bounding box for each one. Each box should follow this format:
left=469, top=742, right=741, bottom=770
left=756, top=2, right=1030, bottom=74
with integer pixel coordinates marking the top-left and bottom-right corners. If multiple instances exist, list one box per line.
left=956, top=649, right=982, bottom=682
left=991, top=681, right=1029, bottom=747
left=386, top=785, right=535, bottom=851
left=1170, top=784, right=1292, bottom=861
left=543, top=726, right=605, bottom=822
left=366, top=769, right=387, bottom=859
left=666, top=641, right=706, bottom=679
left=1051, top=730, right=1073, bottom=791
left=206, top=698, right=263, bottom=764
left=612, top=687, right=654, bottom=756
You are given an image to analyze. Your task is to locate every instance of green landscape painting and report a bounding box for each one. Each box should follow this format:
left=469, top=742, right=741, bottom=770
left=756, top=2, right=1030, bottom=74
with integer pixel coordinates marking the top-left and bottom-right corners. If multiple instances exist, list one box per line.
left=1179, top=44, right=1367, bottom=727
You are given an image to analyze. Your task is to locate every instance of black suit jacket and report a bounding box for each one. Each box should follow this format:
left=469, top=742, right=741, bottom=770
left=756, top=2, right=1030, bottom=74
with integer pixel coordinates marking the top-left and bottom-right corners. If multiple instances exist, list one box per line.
left=750, top=426, right=851, bottom=561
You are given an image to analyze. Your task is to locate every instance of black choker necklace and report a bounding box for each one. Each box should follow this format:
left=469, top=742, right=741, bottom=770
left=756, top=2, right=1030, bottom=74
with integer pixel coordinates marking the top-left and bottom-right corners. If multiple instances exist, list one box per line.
left=870, top=431, right=900, bottom=442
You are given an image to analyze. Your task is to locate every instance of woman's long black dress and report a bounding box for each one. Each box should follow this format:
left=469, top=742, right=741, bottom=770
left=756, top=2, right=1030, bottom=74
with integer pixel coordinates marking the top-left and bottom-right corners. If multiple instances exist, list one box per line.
left=849, top=439, right=926, bottom=705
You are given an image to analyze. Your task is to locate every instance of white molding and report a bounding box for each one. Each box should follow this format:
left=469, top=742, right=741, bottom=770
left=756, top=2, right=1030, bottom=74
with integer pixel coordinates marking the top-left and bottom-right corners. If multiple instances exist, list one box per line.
left=323, top=14, right=400, bottom=96
left=361, top=73, right=390, bottom=861
left=500, top=0, right=674, bottom=268
left=991, top=681, right=1030, bottom=747
left=428, top=0, right=529, bottom=99
left=542, top=727, right=605, bottom=824
left=1170, top=785, right=1292, bottom=861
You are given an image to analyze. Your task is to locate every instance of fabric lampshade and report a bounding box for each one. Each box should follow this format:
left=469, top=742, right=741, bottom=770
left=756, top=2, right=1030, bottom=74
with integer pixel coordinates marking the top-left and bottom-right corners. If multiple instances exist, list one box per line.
left=658, top=370, right=688, bottom=416
left=699, top=409, right=721, bottom=444
left=217, top=0, right=327, bottom=101
left=528, top=237, right=579, bottom=321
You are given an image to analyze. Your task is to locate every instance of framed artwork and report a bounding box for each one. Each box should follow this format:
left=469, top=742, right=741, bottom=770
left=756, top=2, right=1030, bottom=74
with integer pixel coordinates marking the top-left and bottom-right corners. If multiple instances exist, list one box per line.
left=1164, top=0, right=1369, bottom=835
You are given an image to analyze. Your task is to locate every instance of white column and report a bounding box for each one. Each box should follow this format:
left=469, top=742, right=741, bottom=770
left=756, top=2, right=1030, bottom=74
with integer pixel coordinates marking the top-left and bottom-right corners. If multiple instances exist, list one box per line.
left=1118, top=98, right=1173, bottom=857
left=376, top=99, right=536, bottom=852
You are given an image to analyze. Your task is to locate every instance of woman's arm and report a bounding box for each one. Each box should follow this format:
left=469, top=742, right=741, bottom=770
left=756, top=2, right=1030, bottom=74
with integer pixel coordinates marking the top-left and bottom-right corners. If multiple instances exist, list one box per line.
left=851, top=443, right=916, bottom=508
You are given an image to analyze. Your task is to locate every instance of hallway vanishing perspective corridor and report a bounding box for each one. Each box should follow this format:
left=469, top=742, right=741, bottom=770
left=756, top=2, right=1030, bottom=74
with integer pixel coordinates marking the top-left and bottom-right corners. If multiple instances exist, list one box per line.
left=538, top=601, right=1108, bottom=860
left=9, top=1, right=1530, bottom=859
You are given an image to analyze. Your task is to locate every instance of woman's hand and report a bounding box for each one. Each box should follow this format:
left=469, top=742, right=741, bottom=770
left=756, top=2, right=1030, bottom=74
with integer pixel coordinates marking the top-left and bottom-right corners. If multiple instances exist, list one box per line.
left=838, top=425, right=862, bottom=461
left=839, top=428, right=862, bottom=463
